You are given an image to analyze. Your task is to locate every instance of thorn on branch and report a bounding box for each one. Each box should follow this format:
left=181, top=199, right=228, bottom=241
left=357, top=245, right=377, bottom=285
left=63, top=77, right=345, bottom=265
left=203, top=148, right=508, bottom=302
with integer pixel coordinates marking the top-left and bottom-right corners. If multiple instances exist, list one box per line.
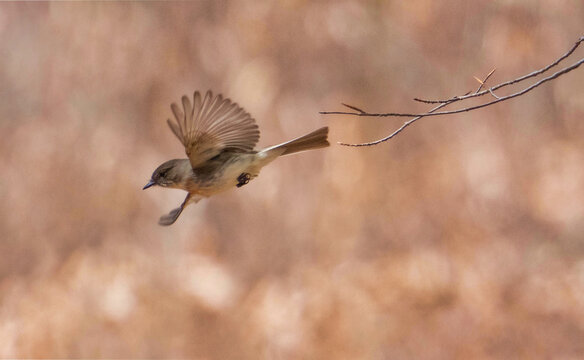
left=342, top=103, right=366, bottom=114
left=475, top=68, right=496, bottom=93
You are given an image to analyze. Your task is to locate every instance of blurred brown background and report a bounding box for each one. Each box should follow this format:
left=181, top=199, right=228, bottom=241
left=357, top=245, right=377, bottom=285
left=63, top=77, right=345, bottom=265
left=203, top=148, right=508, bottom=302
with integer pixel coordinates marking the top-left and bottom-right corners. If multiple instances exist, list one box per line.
left=1, top=1, right=583, bottom=359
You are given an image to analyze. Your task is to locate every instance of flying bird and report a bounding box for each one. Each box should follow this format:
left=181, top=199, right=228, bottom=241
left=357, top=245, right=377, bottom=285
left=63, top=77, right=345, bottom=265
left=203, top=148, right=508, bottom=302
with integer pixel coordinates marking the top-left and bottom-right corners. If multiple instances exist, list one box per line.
left=144, top=90, right=329, bottom=226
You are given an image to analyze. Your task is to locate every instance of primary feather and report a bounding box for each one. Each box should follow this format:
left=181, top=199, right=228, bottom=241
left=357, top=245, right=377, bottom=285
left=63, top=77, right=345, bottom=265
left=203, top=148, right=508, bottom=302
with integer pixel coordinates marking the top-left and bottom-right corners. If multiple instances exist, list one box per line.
left=166, top=91, right=260, bottom=169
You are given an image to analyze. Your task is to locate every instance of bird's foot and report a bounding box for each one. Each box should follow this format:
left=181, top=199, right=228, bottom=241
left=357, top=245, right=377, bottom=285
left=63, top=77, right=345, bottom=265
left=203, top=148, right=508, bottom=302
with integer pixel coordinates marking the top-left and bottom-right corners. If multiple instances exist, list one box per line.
left=236, top=173, right=251, bottom=188
left=159, top=206, right=183, bottom=226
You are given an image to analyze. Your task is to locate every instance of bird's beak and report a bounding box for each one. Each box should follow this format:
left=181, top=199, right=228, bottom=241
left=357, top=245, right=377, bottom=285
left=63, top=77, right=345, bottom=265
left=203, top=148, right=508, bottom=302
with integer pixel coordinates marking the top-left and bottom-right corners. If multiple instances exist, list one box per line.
left=143, top=180, right=156, bottom=190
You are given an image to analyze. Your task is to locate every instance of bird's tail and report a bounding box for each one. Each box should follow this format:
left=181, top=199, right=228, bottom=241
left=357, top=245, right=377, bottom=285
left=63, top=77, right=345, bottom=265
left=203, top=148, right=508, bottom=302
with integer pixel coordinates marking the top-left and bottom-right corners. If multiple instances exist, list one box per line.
left=262, top=127, right=329, bottom=156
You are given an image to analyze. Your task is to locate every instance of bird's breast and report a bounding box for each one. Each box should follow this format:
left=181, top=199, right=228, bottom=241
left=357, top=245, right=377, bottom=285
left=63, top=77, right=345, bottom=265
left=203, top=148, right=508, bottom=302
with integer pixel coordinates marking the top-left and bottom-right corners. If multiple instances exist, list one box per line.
left=186, top=153, right=259, bottom=196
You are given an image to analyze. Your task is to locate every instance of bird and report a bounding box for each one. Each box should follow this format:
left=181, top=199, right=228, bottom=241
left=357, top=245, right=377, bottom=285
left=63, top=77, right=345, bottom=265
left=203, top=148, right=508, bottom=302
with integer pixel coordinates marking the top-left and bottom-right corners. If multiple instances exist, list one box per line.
left=143, top=90, right=329, bottom=226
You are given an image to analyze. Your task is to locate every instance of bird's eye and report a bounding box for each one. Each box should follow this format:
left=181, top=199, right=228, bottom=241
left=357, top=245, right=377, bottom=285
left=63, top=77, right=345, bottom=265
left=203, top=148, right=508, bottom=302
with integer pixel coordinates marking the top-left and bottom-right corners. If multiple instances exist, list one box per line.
left=159, top=170, right=168, bottom=178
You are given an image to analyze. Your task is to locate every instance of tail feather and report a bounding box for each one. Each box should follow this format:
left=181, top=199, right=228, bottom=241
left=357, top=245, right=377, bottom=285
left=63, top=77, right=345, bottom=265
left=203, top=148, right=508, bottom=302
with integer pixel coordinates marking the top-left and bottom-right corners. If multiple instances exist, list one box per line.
left=266, top=127, right=329, bottom=156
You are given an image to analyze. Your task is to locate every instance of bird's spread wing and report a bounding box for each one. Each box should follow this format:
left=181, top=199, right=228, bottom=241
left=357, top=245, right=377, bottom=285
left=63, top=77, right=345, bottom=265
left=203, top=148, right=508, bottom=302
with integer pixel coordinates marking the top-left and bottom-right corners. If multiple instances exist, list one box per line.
left=166, top=90, right=260, bottom=169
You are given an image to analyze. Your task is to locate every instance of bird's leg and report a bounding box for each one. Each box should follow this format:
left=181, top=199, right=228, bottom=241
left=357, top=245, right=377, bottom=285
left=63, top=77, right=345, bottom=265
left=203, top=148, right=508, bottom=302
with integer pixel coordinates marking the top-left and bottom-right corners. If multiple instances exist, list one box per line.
left=159, top=193, right=192, bottom=226
left=236, top=173, right=251, bottom=188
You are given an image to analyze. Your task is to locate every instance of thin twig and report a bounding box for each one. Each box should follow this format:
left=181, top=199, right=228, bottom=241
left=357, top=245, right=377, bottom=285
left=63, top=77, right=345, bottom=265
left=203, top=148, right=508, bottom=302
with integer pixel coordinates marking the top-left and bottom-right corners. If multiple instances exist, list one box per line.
left=414, top=68, right=495, bottom=105
left=413, top=91, right=470, bottom=104
left=488, top=88, right=501, bottom=100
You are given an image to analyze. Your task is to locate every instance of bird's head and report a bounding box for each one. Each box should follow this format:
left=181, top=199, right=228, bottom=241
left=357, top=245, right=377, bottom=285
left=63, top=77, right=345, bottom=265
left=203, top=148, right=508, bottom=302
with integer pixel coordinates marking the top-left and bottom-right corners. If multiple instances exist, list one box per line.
left=143, top=159, right=188, bottom=190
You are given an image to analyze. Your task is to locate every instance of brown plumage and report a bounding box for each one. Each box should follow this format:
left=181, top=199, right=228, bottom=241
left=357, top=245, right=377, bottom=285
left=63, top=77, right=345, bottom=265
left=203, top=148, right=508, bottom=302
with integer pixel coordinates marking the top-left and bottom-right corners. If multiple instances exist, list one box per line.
left=144, top=90, right=329, bottom=226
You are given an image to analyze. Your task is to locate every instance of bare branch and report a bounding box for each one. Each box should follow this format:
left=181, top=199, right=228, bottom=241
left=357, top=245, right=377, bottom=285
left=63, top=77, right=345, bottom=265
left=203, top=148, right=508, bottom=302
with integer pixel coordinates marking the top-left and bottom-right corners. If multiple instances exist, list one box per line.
left=322, top=36, right=584, bottom=147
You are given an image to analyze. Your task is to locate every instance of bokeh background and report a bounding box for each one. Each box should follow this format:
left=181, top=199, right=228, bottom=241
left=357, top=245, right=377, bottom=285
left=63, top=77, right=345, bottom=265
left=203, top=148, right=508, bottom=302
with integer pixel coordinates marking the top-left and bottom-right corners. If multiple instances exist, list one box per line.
left=1, top=1, right=584, bottom=358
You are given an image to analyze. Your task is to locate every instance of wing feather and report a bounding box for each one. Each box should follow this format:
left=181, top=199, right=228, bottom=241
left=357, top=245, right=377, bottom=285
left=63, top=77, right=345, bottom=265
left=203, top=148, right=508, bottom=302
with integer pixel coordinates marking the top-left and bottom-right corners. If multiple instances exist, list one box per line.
left=167, top=90, right=260, bottom=168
